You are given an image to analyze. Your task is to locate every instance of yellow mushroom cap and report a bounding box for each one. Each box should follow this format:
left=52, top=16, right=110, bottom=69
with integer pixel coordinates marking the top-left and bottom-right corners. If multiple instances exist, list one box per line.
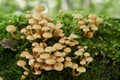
left=32, top=12, right=42, bottom=20
left=33, top=33, right=41, bottom=39
left=25, top=13, right=32, bottom=19
left=41, top=26, right=50, bottom=31
left=33, top=24, right=41, bottom=29
left=91, top=25, right=98, bottom=31
left=83, top=27, right=90, bottom=32
left=74, top=51, right=83, bottom=56
left=47, top=23, right=55, bottom=28
left=43, top=32, right=53, bottom=38
left=54, top=62, right=64, bottom=71
left=59, top=38, right=65, bottom=44
left=86, top=57, right=93, bottom=62
left=6, top=25, right=16, bottom=32
left=71, top=63, right=78, bottom=69
left=17, top=60, right=26, bottom=67
left=42, top=64, right=53, bottom=71
left=84, top=52, right=90, bottom=57
left=76, top=67, right=86, bottom=73
left=33, top=46, right=44, bottom=53
left=28, top=18, right=37, bottom=24
left=53, top=43, right=63, bottom=50
left=55, top=22, right=62, bottom=29
left=20, top=28, right=27, bottom=33
left=20, top=51, right=29, bottom=57
left=45, top=58, right=56, bottom=65
left=56, top=57, right=64, bottom=62
left=65, top=57, right=72, bottom=61
left=39, top=19, right=48, bottom=25
left=34, top=6, right=45, bottom=12
left=80, top=59, right=86, bottom=65
left=45, top=46, right=56, bottom=52
left=28, top=59, right=35, bottom=65
left=40, top=53, right=50, bottom=59
left=86, top=32, right=93, bottom=38
left=63, top=47, right=71, bottom=53
left=32, top=42, right=39, bottom=47
left=54, top=51, right=63, bottom=57
left=73, top=14, right=83, bottom=19
left=26, top=35, right=34, bottom=41
left=88, top=14, right=97, bottom=19
left=69, top=34, right=78, bottom=39
left=96, top=17, right=103, bottom=23
left=64, top=61, right=73, bottom=67
left=26, top=25, right=32, bottom=30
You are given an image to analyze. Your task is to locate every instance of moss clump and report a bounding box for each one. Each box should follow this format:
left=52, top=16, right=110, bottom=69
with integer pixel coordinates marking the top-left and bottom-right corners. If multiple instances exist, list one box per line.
left=0, top=11, right=120, bottom=80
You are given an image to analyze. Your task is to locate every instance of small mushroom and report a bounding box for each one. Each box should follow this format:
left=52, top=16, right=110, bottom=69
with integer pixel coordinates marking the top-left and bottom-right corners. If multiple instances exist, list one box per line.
left=21, top=75, right=26, bottom=80
left=56, top=56, right=64, bottom=62
left=72, top=67, right=86, bottom=76
left=53, top=43, right=63, bottom=50
left=6, top=25, right=18, bottom=40
left=40, top=53, right=50, bottom=59
left=80, top=59, right=86, bottom=66
left=85, top=57, right=93, bottom=66
left=64, top=61, right=73, bottom=68
left=45, top=58, right=56, bottom=65
left=54, top=62, right=64, bottom=71
left=63, top=47, right=71, bottom=53
left=42, top=32, right=53, bottom=39
left=33, top=46, right=44, bottom=54
left=84, top=52, right=90, bottom=57
left=45, top=46, right=56, bottom=52
left=34, top=6, right=45, bottom=12
left=72, top=51, right=83, bottom=59
left=17, top=60, right=29, bottom=71
left=88, top=14, right=97, bottom=19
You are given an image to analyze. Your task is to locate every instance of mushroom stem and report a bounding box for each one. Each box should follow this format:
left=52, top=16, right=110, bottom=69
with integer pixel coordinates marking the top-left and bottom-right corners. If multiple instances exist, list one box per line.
left=10, top=32, right=19, bottom=40
left=30, top=29, right=33, bottom=35
left=22, top=66, right=30, bottom=72
left=85, top=62, right=90, bottom=66
left=72, top=69, right=81, bottom=76
left=71, top=55, right=78, bottom=59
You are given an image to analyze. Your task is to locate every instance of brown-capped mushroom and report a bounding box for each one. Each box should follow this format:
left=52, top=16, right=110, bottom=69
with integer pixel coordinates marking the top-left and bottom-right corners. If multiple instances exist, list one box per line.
left=45, top=46, right=56, bottom=52
left=72, top=67, right=86, bottom=76
left=53, top=43, right=63, bottom=50
left=6, top=25, right=18, bottom=40
left=17, top=60, right=29, bottom=71
left=34, top=6, right=45, bottom=12
left=54, top=62, right=64, bottom=71
left=45, top=58, right=56, bottom=65
left=40, top=53, right=50, bottom=59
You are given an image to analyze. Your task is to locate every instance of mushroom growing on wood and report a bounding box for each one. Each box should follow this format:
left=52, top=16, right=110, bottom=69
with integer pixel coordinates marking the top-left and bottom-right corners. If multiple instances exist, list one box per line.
left=6, top=25, right=18, bottom=40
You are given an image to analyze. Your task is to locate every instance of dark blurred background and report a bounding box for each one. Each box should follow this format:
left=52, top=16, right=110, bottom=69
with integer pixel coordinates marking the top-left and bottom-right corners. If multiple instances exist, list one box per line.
left=0, top=0, right=120, bottom=17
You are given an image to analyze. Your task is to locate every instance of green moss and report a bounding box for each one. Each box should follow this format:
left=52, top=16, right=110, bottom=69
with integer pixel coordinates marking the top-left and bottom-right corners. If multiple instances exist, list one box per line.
left=0, top=13, right=120, bottom=80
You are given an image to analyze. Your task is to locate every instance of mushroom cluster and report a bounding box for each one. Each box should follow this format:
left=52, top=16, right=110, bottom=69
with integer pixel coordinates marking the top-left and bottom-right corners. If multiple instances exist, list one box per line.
left=5, top=6, right=94, bottom=79
left=20, top=6, right=64, bottom=42
left=72, top=13, right=103, bottom=38
left=18, top=33, right=93, bottom=79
